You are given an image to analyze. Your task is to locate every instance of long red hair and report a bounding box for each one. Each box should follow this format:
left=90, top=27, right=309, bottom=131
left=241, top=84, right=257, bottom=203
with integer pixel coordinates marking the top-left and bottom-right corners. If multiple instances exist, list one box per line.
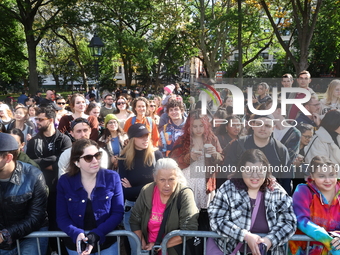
left=181, top=109, right=216, bottom=150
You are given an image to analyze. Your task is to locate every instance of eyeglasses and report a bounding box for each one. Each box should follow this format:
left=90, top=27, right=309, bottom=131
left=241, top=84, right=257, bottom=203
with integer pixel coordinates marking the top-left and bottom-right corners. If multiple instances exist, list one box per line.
left=57, top=102, right=66, bottom=105
left=243, top=170, right=266, bottom=178
left=34, top=117, right=48, bottom=122
left=116, top=102, right=125, bottom=106
left=149, top=105, right=156, bottom=107
left=79, top=151, right=102, bottom=163
left=302, top=135, right=313, bottom=139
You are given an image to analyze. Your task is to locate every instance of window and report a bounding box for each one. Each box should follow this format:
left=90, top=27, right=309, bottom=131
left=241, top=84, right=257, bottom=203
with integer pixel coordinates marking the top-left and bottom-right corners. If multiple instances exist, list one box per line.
left=260, top=53, right=269, bottom=59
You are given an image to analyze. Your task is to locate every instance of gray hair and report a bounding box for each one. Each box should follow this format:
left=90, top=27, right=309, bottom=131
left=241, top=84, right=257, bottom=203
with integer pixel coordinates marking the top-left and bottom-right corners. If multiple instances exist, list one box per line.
left=153, top=158, right=187, bottom=186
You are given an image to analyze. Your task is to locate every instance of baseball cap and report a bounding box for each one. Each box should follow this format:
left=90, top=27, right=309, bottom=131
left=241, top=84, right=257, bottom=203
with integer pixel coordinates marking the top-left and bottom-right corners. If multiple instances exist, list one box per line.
left=127, top=123, right=150, bottom=139
left=0, top=133, right=19, bottom=152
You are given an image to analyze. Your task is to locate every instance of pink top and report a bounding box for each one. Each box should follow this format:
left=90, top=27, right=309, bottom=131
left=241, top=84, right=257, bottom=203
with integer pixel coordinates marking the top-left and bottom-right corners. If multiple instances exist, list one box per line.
left=147, top=186, right=167, bottom=243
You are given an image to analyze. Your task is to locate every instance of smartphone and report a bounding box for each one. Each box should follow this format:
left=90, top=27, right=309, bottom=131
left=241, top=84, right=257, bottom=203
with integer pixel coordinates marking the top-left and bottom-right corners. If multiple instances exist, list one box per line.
left=77, top=240, right=87, bottom=255
left=258, top=243, right=267, bottom=255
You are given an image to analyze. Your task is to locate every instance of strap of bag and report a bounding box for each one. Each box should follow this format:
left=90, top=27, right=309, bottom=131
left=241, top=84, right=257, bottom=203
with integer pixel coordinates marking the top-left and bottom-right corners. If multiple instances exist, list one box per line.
left=131, top=116, right=153, bottom=130
left=230, top=191, right=262, bottom=255
left=155, top=187, right=191, bottom=246
left=155, top=201, right=172, bottom=245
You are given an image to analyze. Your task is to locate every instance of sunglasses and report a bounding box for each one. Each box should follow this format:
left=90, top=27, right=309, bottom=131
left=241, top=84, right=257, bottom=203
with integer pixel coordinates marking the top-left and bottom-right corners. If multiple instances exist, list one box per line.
left=149, top=105, right=156, bottom=107
left=57, top=102, right=66, bottom=105
left=79, top=151, right=103, bottom=163
left=34, top=117, right=49, bottom=122
left=116, top=102, right=126, bottom=106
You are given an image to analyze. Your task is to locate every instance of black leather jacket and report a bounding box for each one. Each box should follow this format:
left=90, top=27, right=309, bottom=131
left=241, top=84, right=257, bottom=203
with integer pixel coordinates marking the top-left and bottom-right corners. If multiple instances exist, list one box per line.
left=0, top=161, right=48, bottom=250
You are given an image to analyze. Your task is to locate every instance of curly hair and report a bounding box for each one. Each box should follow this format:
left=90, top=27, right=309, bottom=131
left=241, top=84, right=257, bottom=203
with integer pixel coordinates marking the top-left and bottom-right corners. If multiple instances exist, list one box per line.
left=180, top=109, right=216, bottom=151
left=131, top=97, right=149, bottom=116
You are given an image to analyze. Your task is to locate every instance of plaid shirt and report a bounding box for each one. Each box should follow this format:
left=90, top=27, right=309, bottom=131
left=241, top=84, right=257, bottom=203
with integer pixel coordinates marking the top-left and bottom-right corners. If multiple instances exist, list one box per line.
left=208, top=180, right=297, bottom=254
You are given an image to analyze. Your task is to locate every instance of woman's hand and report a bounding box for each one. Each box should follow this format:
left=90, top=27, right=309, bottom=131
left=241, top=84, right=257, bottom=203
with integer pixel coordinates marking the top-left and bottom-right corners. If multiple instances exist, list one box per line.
left=121, top=178, right=132, bottom=188
left=144, top=242, right=155, bottom=250
left=331, top=236, right=340, bottom=250
left=190, top=150, right=202, bottom=161
left=76, top=233, right=93, bottom=255
left=26, top=133, right=32, bottom=141
left=262, top=237, right=272, bottom=251
left=244, top=232, right=263, bottom=255
left=111, top=156, right=118, bottom=169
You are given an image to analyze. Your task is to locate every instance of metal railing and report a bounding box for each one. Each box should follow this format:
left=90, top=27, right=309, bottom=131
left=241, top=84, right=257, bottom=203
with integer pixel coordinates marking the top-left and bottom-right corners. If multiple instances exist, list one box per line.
left=159, top=230, right=330, bottom=255
left=19, top=230, right=141, bottom=255
left=12, top=230, right=331, bottom=255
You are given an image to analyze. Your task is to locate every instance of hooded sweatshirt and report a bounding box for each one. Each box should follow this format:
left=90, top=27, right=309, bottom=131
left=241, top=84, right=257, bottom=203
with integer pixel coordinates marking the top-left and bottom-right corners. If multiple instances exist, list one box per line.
left=289, top=178, right=340, bottom=255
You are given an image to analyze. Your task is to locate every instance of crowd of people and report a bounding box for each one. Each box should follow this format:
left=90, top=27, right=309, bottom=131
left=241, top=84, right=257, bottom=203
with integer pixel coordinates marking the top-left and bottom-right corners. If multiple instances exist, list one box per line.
left=0, top=74, right=339, bottom=255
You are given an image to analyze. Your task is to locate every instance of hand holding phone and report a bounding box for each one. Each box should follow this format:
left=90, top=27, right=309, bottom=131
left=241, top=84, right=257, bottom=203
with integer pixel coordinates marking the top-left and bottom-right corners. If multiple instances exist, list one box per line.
left=258, top=243, right=267, bottom=255
left=77, top=239, right=88, bottom=255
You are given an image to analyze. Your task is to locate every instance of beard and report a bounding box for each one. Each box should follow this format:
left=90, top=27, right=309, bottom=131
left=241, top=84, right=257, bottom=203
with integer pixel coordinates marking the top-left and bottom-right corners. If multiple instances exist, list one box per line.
left=38, top=124, right=49, bottom=133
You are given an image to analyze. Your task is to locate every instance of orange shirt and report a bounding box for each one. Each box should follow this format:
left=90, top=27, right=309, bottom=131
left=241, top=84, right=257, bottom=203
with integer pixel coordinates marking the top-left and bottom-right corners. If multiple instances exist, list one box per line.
left=124, top=116, right=159, bottom=147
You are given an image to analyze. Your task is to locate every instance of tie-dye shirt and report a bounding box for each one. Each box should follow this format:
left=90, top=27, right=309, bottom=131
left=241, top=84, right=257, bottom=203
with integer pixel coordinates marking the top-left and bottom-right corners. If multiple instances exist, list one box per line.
left=289, top=178, right=340, bottom=255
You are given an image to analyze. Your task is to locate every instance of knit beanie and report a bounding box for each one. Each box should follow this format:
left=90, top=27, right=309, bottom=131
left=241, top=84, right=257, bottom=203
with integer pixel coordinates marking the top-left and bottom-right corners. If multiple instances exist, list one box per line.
left=104, top=114, right=119, bottom=127
left=164, top=84, right=175, bottom=94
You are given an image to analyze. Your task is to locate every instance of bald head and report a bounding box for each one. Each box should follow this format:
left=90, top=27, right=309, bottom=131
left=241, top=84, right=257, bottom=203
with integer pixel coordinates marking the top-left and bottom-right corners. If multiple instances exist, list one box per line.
left=46, top=90, right=54, bottom=100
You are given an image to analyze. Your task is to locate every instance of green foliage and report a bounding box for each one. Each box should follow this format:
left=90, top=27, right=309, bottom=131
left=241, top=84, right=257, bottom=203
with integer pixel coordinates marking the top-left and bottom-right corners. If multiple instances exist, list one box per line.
left=0, top=8, right=27, bottom=85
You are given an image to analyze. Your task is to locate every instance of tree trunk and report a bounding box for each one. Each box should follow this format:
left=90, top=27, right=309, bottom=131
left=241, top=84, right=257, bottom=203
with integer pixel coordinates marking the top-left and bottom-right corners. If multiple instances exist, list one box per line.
left=237, top=0, right=243, bottom=88
left=26, top=34, right=39, bottom=94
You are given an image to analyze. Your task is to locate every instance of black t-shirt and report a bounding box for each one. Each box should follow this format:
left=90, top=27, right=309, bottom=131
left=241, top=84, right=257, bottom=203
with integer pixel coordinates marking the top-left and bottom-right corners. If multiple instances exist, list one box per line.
left=118, top=150, right=163, bottom=201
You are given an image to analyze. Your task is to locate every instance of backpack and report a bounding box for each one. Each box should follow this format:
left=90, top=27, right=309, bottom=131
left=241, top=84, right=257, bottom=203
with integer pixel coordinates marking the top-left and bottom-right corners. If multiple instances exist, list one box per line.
left=131, top=116, right=153, bottom=130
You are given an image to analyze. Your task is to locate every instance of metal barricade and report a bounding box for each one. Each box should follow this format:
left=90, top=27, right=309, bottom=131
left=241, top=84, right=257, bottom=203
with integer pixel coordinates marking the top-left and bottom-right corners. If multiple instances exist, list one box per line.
left=16, top=230, right=142, bottom=255
left=160, top=230, right=332, bottom=255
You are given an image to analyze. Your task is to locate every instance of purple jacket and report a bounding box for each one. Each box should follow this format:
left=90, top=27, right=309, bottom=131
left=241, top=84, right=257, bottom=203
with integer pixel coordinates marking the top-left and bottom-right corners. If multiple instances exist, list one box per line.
left=56, top=169, right=124, bottom=243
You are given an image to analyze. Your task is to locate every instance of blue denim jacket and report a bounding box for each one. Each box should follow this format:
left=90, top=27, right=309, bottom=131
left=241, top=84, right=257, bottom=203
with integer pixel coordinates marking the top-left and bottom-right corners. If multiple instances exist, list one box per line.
left=56, top=169, right=124, bottom=243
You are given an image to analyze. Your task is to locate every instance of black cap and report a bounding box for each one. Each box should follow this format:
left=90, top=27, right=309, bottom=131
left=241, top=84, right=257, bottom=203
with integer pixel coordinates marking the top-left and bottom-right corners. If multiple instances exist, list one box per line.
left=0, top=133, right=19, bottom=152
left=127, top=123, right=150, bottom=139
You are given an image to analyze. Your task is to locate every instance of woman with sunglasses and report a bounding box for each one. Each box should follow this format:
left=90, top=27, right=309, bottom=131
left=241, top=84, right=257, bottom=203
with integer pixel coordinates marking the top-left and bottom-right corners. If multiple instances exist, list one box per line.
left=57, top=139, right=124, bottom=255
left=289, top=156, right=340, bottom=255
left=113, top=96, right=134, bottom=129
left=56, top=96, right=71, bottom=125
left=98, top=114, right=128, bottom=170
left=58, top=93, right=99, bottom=141
left=119, top=123, right=163, bottom=255
left=147, top=99, right=160, bottom=126
left=208, top=149, right=296, bottom=255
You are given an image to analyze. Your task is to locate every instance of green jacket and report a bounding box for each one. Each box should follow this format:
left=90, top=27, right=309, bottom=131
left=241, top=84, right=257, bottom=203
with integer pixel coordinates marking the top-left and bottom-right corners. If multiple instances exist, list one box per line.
left=18, top=152, right=41, bottom=169
left=130, top=182, right=199, bottom=255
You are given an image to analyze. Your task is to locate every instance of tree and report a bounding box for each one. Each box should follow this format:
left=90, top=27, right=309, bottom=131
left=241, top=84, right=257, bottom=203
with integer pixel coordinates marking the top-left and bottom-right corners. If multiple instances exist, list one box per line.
left=260, top=0, right=323, bottom=74
left=308, top=0, right=340, bottom=76
left=0, top=0, right=76, bottom=94
left=0, top=9, right=26, bottom=89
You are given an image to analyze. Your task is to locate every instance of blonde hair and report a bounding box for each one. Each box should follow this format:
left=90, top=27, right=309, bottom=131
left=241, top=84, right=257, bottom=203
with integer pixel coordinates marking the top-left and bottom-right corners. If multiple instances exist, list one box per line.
left=324, top=79, right=340, bottom=105
left=120, top=137, right=155, bottom=170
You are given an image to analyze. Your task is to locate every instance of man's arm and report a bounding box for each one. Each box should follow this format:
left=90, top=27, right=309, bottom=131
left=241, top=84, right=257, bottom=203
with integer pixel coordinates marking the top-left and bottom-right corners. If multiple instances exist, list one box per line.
left=4, top=170, right=48, bottom=243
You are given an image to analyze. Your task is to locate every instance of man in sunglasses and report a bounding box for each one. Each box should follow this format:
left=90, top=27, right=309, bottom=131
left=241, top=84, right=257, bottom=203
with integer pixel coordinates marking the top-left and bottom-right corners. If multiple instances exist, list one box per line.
left=58, top=117, right=109, bottom=177
left=26, top=106, right=72, bottom=252
left=0, top=132, right=49, bottom=254
left=100, top=94, right=116, bottom=119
